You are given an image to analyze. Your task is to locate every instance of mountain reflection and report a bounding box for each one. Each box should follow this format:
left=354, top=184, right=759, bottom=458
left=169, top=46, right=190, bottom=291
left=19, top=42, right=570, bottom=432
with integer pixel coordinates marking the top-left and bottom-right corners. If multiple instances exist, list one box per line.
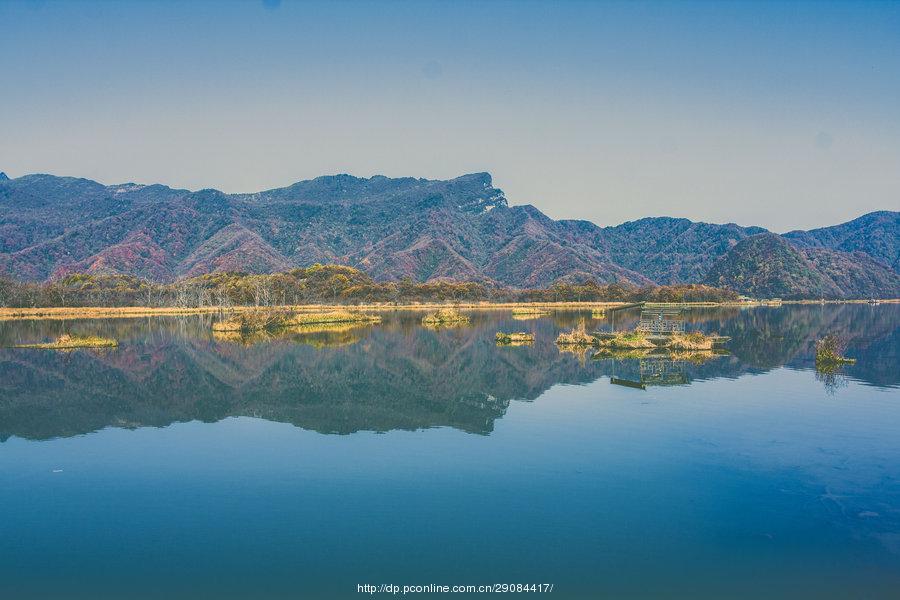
left=0, top=305, right=897, bottom=441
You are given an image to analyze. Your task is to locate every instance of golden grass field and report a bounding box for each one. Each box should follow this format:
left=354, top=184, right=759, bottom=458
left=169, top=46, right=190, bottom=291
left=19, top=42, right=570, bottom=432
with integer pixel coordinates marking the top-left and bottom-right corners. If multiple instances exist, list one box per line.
left=0, top=299, right=894, bottom=321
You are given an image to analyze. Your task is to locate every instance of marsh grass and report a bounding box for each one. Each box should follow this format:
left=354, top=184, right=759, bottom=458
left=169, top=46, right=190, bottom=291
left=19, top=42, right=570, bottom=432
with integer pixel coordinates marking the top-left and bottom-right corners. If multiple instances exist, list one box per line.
left=213, top=310, right=380, bottom=333
left=595, top=331, right=655, bottom=349
left=213, top=321, right=369, bottom=346
left=556, top=319, right=596, bottom=347
left=496, top=332, right=535, bottom=345
left=668, top=332, right=716, bottom=350
left=421, top=308, right=470, bottom=326
left=14, top=334, right=118, bottom=350
left=511, top=307, right=551, bottom=318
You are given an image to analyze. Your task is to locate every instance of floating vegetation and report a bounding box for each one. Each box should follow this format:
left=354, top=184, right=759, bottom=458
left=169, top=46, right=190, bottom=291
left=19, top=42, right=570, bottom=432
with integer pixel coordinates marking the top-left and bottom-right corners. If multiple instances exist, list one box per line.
left=594, top=330, right=724, bottom=350
left=287, top=311, right=381, bottom=327
left=212, top=310, right=289, bottom=333
left=667, top=332, right=715, bottom=350
left=14, top=334, right=118, bottom=350
left=421, top=308, right=470, bottom=327
left=213, top=310, right=380, bottom=333
left=815, top=335, right=856, bottom=371
left=555, top=319, right=596, bottom=347
left=495, top=332, right=535, bottom=346
left=595, top=331, right=655, bottom=349
left=814, top=333, right=854, bottom=394
left=213, top=321, right=369, bottom=347
left=591, top=309, right=606, bottom=319
left=511, top=307, right=550, bottom=320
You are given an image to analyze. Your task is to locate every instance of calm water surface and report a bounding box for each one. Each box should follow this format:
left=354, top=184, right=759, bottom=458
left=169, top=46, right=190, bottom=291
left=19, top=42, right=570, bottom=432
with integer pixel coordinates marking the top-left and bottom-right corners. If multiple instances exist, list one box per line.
left=1, top=305, right=899, bottom=599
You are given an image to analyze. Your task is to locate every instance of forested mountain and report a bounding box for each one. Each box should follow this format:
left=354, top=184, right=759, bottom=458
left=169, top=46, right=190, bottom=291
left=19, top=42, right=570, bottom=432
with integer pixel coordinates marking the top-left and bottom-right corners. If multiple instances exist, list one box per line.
left=784, top=211, right=900, bottom=271
left=1, top=171, right=897, bottom=298
left=703, top=233, right=900, bottom=299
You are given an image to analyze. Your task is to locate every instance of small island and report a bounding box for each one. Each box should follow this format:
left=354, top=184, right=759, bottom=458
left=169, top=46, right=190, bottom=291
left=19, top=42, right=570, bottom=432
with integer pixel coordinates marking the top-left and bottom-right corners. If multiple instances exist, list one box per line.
left=14, top=334, right=119, bottom=350
left=511, top=307, right=551, bottom=319
left=213, top=310, right=381, bottom=333
left=815, top=335, right=856, bottom=368
left=496, top=331, right=535, bottom=345
left=556, top=320, right=596, bottom=347
left=421, top=308, right=470, bottom=326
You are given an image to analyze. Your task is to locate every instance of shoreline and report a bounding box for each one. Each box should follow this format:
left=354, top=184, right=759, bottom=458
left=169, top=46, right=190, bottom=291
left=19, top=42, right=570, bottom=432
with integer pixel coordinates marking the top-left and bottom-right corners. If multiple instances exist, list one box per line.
left=0, top=299, right=897, bottom=321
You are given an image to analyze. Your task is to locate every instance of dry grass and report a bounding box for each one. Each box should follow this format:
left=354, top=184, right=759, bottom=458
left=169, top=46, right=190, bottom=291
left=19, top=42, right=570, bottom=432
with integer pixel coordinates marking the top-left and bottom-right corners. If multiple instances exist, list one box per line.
left=14, top=334, right=118, bottom=350
left=1, top=299, right=894, bottom=323
left=0, top=306, right=228, bottom=321
left=212, top=310, right=291, bottom=332
left=421, top=308, right=470, bottom=326
left=285, top=311, right=381, bottom=327
left=213, top=310, right=380, bottom=333
left=556, top=319, right=596, bottom=347
left=595, top=331, right=656, bottom=349
left=213, top=322, right=366, bottom=347
left=667, top=332, right=715, bottom=350
left=496, top=331, right=535, bottom=345
left=0, top=302, right=634, bottom=322
left=511, top=307, right=551, bottom=317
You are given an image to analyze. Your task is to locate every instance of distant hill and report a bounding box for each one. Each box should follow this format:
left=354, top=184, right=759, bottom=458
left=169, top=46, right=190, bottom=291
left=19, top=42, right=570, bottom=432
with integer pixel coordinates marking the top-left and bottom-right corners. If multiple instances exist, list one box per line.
left=704, top=233, right=900, bottom=299
left=595, top=217, right=767, bottom=284
left=1, top=171, right=897, bottom=297
left=784, top=211, right=900, bottom=271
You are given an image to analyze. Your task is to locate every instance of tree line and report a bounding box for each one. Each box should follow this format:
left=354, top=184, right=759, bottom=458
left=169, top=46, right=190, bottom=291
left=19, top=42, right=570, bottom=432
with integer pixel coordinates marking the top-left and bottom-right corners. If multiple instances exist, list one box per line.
left=0, top=264, right=739, bottom=308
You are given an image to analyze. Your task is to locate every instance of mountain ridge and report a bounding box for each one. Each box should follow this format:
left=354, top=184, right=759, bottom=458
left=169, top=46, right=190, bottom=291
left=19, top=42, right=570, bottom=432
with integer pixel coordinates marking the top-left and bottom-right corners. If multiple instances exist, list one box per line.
left=1, top=171, right=897, bottom=298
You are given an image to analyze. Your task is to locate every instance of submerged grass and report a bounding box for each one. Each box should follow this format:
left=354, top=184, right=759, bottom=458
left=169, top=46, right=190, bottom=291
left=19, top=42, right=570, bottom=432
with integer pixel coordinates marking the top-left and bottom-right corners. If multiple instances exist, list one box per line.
left=14, top=334, right=118, bottom=350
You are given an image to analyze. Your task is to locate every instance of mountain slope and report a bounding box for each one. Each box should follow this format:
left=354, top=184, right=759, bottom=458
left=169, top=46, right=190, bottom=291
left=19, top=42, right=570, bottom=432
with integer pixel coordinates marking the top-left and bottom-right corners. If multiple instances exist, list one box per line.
left=596, top=217, right=768, bottom=284
left=0, top=172, right=650, bottom=287
left=784, top=211, right=900, bottom=271
left=704, top=233, right=900, bottom=298
left=0, top=171, right=897, bottom=297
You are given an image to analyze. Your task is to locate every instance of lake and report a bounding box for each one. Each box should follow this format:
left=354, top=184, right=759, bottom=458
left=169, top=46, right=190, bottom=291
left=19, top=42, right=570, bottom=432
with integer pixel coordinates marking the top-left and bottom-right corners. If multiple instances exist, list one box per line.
left=1, top=304, right=899, bottom=599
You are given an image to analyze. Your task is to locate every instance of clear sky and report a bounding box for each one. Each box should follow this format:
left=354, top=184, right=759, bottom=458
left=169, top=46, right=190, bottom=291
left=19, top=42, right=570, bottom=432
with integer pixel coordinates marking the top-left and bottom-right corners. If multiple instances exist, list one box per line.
left=2, top=0, right=898, bottom=232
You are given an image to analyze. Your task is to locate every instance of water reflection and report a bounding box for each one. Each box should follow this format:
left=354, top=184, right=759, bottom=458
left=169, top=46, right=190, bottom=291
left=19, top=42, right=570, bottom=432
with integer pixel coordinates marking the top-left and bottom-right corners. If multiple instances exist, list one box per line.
left=596, top=349, right=728, bottom=388
left=0, top=305, right=897, bottom=441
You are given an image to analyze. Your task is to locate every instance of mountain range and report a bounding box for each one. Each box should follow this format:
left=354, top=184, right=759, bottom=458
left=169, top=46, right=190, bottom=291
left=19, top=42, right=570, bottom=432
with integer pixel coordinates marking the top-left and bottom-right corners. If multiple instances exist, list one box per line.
left=1, top=171, right=898, bottom=298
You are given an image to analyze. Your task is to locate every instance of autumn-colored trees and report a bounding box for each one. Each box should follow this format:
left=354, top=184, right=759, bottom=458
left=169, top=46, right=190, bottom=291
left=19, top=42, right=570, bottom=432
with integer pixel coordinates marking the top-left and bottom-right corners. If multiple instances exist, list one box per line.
left=0, top=265, right=739, bottom=308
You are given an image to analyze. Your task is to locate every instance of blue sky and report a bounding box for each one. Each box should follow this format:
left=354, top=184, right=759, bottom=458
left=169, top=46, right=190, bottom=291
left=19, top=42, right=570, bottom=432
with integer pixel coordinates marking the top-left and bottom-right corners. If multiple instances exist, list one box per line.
left=1, top=0, right=898, bottom=231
